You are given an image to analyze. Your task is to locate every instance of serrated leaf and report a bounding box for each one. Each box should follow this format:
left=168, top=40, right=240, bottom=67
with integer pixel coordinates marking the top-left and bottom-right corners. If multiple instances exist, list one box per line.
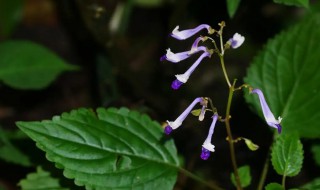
left=302, top=178, right=320, bottom=189
left=0, top=40, right=78, bottom=89
left=243, top=138, right=259, bottom=151
left=311, top=145, right=320, bottom=166
left=265, top=183, right=284, bottom=190
left=227, top=0, right=241, bottom=18
left=271, top=133, right=303, bottom=177
left=231, top=165, right=251, bottom=188
left=273, top=0, right=309, bottom=8
left=16, top=108, right=179, bottom=190
left=0, top=127, right=31, bottom=166
left=19, top=166, right=69, bottom=190
left=244, top=14, right=320, bottom=138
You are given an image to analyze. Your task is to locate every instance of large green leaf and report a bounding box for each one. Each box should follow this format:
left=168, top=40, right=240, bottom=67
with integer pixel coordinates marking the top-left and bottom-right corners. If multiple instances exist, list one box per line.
left=0, top=40, right=77, bottom=90
left=16, top=108, right=179, bottom=190
left=273, top=0, right=309, bottom=8
left=227, top=0, right=241, bottom=18
left=302, top=178, right=320, bottom=189
left=271, top=134, right=303, bottom=177
left=19, top=167, right=69, bottom=190
left=230, top=165, right=251, bottom=188
left=244, top=14, right=320, bottom=138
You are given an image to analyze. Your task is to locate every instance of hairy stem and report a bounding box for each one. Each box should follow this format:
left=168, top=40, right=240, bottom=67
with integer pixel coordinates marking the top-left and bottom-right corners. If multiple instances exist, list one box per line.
left=220, top=56, right=231, bottom=87
left=282, top=175, right=286, bottom=189
left=225, top=80, right=242, bottom=190
left=178, top=167, right=224, bottom=190
left=257, top=151, right=270, bottom=190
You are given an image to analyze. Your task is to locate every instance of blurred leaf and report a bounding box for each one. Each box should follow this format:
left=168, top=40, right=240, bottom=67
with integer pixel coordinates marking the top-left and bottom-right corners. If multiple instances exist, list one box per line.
left=16, top=108, right=179, bottom=189
left=302, top=178, right=320, bottom=189
left=0, top=127, right=31, bottom=166
left=311, top=145, right=320, bottom=166
left=271, top=133, right=303, bottom=177
left=244, top=14, right=320, bottom=138
left=0, top=40, right=78, bottom=90
left=227, top=0, right=241, bottom=18
left=273, top=0, right=309, bottom=8
left=265, top=183, right=284, bottom=190
left=243, top=138, right=259, bottom=151
left=133, top=0, right=164, bottom=7
left=19, top=166, right=69, bottom=190
left=0, top=0, right=23, bottom=37
left=231, top=165, right=251, bottom=188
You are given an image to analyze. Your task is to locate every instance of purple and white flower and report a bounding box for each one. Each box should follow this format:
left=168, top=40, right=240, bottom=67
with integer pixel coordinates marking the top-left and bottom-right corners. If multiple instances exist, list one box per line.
left=171, top=24, right=214, bottom=40
left=171, top=51, right=211, bottom=90
left=229, top=33, right=245, bottom=49
left=251, top=89, right=282, bottom=133
left=201, top=114, right=218, bottom=160
left=160, top=46, right=207, bottom=63
left=164, top=97, right=205, bottom=135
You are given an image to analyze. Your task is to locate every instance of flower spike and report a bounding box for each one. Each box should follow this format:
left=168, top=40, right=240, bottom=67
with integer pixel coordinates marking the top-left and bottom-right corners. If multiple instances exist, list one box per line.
left=171, top=24, right=214, bottom=40
left=229, top=33, right=245, bottom=49
left=201, top=114, right=218, bottom=160
left=164, top=97, right=205, bottom=135
left=161, top=46, right=207, bottom=63
left=171, top=51, right=211, bottom=90
left=251, top=89, right=282, bottom=133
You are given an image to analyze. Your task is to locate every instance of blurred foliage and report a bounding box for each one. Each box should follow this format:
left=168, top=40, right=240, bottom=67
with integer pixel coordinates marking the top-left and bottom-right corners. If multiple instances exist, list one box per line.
left=0, top=0, right=23, bottom=37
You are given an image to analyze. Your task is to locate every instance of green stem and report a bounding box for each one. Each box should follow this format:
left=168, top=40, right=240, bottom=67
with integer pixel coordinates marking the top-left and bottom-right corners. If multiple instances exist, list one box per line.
left=282, top=175, right=286, bottom=189
left=225, top=80, right=242, bottom=190
left=178, top=167, right=224, bottom=190
left=219, top=56, right=231, bottom=87
left=257, top=151, right=270, bottom=190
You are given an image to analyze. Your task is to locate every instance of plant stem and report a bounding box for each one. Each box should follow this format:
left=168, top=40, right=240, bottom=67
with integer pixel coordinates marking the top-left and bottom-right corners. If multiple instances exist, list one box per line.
left=257, top=151, right=270, bottom=190
left=178, top=167, right=224, bottom=190
left=219, top=55, right=231, bottom=87
left=225, top=79, right=242, bottom=190
left=282, top=175, right=286, bottom=189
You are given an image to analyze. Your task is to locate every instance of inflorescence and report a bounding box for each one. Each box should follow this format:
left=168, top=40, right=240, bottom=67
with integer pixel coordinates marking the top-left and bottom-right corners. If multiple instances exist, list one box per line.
left=161, top=22, right=282, bottom=160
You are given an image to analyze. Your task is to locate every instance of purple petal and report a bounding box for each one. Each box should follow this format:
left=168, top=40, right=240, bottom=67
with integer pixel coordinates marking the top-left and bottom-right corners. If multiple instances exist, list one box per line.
left=160, top=55, right=167, bottom=61
left=171, top=24, right=211, bottom=40
left=275, top=124, right=282, bottom=134
left=200, top=147, right=210, bottom=160
left=171, top=79, right=183, bottom=90
left=164, top=125, right=173, bottom=135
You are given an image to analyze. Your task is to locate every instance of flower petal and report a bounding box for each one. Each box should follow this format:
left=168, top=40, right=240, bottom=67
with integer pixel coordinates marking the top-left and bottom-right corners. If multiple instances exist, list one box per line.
left=171, top=24, right=213, bottom=40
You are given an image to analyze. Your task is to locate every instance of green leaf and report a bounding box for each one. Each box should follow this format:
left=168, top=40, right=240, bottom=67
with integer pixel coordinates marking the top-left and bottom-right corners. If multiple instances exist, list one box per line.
left=231, top=165, right=251, bottom=188
left=132, top=0, right=164, bottom=7
left=271, top=133, right=303, bottom=177
left=311, top=145, right=320, bottom=166
left=227, top=0, right=241, bottom=18
left=265, top=183, right=284, bottom=190
left=244, top=14, right=320, bottom=138
left=302, top=178, right=320, bottom=189
left=191, top=109, right=201, bottom=116
left=16, top=108, right=179, bottom=190
left=19, top=166, right=69, bottom=190
left=0, top=0, right=23, bottom=37
left=0, top=127, right=31, bottom=166
left=273, top=0, right=309, bottom=8
left=0, top=40, right=78, bottom=90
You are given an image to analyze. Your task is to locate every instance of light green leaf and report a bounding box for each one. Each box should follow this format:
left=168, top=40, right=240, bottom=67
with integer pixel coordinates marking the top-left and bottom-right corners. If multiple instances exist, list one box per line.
left=191, top=109, right=201, bottom=116
left=243, top=138, right=259, bottom=151
left=231, top=165, right=251, bottom=188
left=0, top=127, right=31, bottom=166
left=311, top=145, right=320, bottom=166
left=273, top=0, right=309, bottom=8
left=0, top=40, right=78, bottom=90
left=19, top=166, right=69, bottom=190
left=302, top=178, right=320, bottom=189
left=271, top=133, right=303, bottom=177
left=244, top=14, right=320, bottom=138
left=265, top=183, right=284, bottom=190
left=0, top=0, right=23, bottom=36
left=227, top=0, right=241, bottom=18
left=132, top=0, right=164, bottom=7
left=16, top=108, right=179, bottom=190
